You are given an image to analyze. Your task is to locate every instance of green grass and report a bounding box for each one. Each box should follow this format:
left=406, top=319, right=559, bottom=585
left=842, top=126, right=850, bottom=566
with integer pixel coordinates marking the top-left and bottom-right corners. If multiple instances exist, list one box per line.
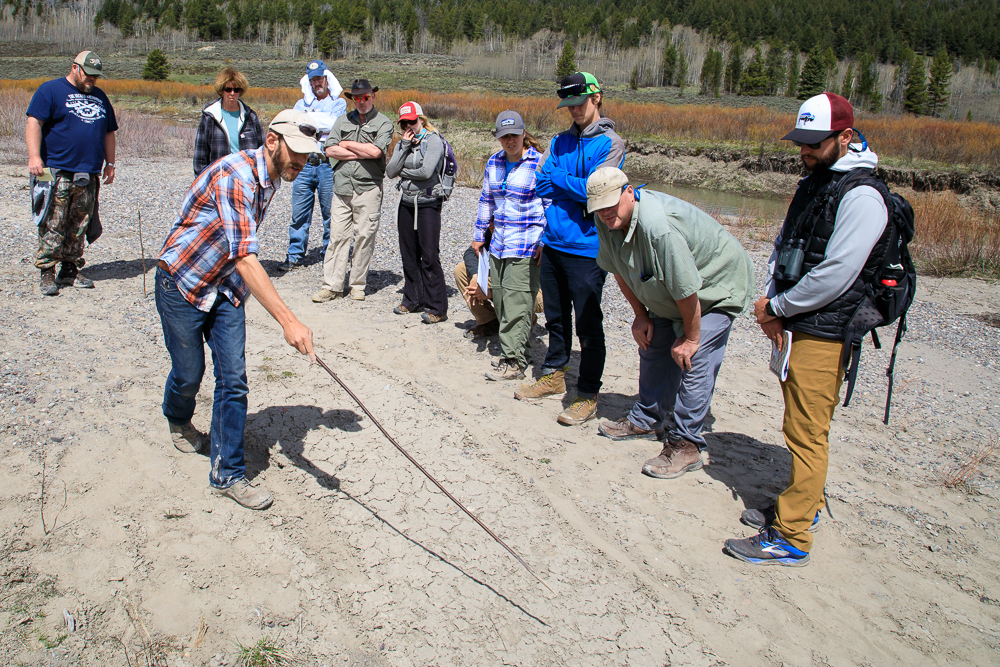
left=234, top=636, right=299, bottom=667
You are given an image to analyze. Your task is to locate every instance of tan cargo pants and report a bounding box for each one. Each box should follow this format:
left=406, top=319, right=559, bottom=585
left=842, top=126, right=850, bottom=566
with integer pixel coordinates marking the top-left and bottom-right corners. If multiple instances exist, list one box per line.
left=774, top=332, right=844, bottom=552
left=323, top=186, right=382, bottom=294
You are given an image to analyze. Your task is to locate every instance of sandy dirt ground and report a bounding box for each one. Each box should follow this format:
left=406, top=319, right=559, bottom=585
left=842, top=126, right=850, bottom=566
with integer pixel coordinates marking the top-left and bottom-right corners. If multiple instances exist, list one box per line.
left=2, top=158, right=1000, bottom=666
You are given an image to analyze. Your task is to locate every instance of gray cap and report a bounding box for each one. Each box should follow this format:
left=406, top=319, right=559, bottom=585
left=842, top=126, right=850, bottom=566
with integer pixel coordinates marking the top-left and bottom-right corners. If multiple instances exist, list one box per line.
left=493, top=110, right=525, bottom=138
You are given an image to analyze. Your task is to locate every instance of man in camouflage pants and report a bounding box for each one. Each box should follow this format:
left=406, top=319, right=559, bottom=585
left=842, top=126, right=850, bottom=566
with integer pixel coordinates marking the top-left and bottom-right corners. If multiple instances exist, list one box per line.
left=26, top=50, right=118, bottom=296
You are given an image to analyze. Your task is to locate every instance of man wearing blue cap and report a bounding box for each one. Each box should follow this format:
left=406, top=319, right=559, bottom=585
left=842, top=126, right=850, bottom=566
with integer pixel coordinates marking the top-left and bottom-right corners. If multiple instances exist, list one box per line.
left=277, top=60, right=347, bottom=272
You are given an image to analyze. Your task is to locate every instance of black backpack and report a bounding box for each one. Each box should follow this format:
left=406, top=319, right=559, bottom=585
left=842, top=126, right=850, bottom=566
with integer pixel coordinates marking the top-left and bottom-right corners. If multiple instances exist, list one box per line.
left=836, top=171, right=917, bottom=424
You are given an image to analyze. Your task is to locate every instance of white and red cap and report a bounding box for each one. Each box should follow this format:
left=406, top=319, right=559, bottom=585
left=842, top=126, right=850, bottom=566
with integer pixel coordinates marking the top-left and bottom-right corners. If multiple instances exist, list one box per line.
left=782, top=92, right=854, bottom=144
left=397, top=101, right=423, bottom=121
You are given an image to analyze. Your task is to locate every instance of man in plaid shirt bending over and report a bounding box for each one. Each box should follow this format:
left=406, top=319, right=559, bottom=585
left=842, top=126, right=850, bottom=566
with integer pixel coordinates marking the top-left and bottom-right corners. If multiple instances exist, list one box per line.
left=156, top=109, right=316, bottom=510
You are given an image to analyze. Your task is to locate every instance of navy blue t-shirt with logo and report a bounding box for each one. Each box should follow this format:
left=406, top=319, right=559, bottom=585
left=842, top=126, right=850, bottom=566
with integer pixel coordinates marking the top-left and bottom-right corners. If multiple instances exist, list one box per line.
left=26, top=77, right=119, bottom=174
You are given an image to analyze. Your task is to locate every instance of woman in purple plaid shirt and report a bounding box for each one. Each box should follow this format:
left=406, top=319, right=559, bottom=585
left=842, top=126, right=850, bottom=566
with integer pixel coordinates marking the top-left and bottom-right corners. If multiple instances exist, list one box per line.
left=474, top=111, right=549, bottom=382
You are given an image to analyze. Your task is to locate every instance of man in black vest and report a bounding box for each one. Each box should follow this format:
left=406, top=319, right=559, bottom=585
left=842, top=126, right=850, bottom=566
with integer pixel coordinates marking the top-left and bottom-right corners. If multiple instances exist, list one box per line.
left=724, top=92, right=890, bottom=567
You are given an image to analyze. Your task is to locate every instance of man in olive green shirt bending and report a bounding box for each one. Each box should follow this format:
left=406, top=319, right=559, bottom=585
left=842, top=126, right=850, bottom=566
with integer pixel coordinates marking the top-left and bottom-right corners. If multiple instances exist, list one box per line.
left=315, top=79, right=393, bottom=302
left=590, top=168, right=754, bottom=479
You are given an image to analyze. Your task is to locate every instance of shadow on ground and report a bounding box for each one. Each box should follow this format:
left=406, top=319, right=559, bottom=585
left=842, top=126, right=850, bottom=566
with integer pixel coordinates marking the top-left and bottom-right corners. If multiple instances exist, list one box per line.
left=702, top=431, right=791, bottom=508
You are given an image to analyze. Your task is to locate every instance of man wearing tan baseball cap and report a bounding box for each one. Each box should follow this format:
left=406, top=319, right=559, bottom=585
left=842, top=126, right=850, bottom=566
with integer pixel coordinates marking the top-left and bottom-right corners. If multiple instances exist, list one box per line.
left=588, top=167, right=754, bottom=483
left=155, top=108, right=313, bottom=511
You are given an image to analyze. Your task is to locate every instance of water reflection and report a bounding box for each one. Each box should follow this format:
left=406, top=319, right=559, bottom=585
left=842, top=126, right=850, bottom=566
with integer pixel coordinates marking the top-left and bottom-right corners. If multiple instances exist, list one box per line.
left=638, top=180, right=789, bottom=221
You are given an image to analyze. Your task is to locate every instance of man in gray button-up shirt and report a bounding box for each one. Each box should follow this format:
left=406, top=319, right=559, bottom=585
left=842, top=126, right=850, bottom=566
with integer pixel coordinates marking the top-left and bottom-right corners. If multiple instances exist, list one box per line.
left=314, top=79, right=393, bottom=302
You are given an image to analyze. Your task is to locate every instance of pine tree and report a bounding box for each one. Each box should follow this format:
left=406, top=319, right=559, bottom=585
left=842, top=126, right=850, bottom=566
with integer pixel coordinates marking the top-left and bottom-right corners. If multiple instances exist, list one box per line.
left=699, top=48, right=722, bottom=97
left=890, top=48, right=915, bottom=107
left=840, top=63, right=854, bottom=101
left=764, top=42, right=785, bottom=95
left=662, top=42, right=677, bottom=87
left=786, top=46, right=800, bottom=98
left=629, top=66, right=639, bottom=90
left=797, top=45, right=826, bottom=99
left=675, top=50, right=688, bottom=91
left=739, top=47, right=767, bottom=96
left=904, top=54, right=927, bottom=115
left=855, top=53, right=882, bottom=113
left=141, top=49, right=170, bottom=81
left=555, top=40, right=577, bottom=81
left=967, top=109, right=973, bottom=121
left=724, top=44, right=743, bottom=94
left=822, top=46, right=838, bottom=89
left=926, top=46, right=952, bottom=117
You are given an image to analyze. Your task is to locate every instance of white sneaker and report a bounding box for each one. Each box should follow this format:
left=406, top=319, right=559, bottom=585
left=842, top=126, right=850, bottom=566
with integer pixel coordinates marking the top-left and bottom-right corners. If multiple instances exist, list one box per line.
left=350, top=289, right=366, bottom=301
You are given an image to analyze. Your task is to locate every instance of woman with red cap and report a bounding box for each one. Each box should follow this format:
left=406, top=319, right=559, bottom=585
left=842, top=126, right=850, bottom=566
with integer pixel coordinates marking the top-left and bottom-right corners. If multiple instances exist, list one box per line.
left=386, top=101, right=449, bottom=323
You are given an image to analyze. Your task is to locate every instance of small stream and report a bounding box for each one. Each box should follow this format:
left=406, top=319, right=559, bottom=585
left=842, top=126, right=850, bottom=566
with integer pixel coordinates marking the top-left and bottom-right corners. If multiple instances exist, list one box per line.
left=638, top=180, right=790, bottom=221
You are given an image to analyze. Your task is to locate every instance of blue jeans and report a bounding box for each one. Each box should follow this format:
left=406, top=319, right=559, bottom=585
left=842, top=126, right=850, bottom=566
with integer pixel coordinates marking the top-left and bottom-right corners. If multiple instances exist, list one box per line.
left=539, top=246, right=607, bottom=397
left=155, top=267, right=248, bottom=489
left=287, top=162, right=333, bottom=263
left=628, top=312, right=734, bottom=449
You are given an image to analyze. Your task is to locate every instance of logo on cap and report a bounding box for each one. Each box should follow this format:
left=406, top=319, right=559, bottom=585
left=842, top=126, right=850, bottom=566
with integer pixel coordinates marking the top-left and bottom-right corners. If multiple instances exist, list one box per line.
left=400, top=105, right=412, bottom=114
left=308, top=62, right=319, bottom=69
left=500, top=119, right=515, bottom=127
left=798, top=112, right=815, bottom=124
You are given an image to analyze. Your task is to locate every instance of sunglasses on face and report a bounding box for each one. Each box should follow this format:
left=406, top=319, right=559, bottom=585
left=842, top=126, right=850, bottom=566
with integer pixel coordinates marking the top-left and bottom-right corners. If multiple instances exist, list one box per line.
left=792, top=131, right=840, bottom=150
left=353, top=94, right=372, bottom=103
left=271, top=121, right=319, bottom=138
left=224, top=87, right=243, bottom=94
left=399, top=119, right=417, bottom=128
left=557, top=83, right=591, bottom=99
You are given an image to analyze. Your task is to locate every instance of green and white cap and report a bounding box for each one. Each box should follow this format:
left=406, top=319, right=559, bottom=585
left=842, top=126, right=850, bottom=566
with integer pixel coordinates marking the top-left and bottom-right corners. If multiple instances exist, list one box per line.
left=556, top=72, right=601, bottom=108
left=73, top=51, right=103, bottom=76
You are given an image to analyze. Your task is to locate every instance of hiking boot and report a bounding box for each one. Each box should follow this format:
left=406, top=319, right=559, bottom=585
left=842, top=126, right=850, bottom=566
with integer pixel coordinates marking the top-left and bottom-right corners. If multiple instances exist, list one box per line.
left=350, top=289, right=366, bottom=301
left=276, top=259, right=302, bottom=273
left=598, top=416, right=664, bottom=441
left=464, top=319, right=500, bottom=339
left=393, top=303, right=421, bottom=315
left=211, top=478, right=273, bottom=510
left=514, top=368, right=567, bottom=401
left=741, top=505, right=821, bottom=533
left=724, top=526, right=810, bottom=567
left=642, top=440, right=703, bottom=479
left=485, top=359, right=525, bottom=381
left=557, top=395, right=598, bottom=426
left=169, top=420, right=205, bottom=454
left=56, top=263, right=93, bottom=288
left=40, top=268, right=59, bottom=296
left=312, top=287, right=341, bottom=303
left=421, top=312, right=447, bottom=324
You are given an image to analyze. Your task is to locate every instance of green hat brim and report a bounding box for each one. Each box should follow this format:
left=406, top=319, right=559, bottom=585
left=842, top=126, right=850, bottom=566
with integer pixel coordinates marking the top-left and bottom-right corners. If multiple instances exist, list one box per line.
left=80, top=66, right=102, bottom=76
left=557, top=95, right=589, bottom=109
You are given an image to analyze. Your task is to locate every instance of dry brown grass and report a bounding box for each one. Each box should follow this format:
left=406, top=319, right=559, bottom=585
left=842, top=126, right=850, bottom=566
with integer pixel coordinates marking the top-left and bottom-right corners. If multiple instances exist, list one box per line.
left=4, top=79, right=998, bottom=169
left=910, top=191, right=1000, bottom=277
left=938, top=437, right=997, bottom=491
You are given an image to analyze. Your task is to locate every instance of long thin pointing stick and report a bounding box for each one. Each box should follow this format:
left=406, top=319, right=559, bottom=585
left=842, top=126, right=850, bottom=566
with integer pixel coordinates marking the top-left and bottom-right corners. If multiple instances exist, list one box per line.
left=315, top=355, right=554, bottom=594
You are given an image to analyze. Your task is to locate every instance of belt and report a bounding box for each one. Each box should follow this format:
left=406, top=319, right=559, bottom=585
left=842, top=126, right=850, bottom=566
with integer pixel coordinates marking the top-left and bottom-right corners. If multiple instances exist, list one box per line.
left=307, top=153, right=326, bottom=166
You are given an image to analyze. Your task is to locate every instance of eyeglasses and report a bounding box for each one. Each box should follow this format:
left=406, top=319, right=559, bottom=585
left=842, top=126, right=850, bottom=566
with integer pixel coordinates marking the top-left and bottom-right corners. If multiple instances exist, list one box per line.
left=224, top=87, right=243, bottom=94
left=792, top=131, right=840, bottom=150
left=353, top=94, right=373, bottom=103
left=270, top=121, right=319, bottom=138
left=557, top=83, right=592, bottom=99
left=399, top=119, right=417, bottom=128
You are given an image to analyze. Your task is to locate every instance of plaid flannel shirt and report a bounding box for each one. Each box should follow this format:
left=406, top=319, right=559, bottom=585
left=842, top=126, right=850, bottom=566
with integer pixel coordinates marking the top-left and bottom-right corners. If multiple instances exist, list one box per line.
left=159, top=147, right=279, bottom=312
left=474, top=147, right=548, bottom=259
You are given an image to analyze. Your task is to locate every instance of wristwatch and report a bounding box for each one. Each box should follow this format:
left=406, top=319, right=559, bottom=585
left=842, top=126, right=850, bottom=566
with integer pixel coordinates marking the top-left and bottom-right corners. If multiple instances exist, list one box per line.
left=106, top=162, right=116, bottom=168
left=765, top=301, right=777, bottom=317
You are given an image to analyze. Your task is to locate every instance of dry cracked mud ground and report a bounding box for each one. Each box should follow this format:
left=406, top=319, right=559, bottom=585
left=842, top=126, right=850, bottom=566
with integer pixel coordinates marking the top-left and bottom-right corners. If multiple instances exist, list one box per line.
left=1, top=158, right=999, bottom=666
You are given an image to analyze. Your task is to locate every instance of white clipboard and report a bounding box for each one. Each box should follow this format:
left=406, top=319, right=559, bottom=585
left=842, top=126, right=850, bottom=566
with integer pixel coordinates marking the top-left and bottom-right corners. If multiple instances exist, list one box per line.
left=477, top=249, right=489, bottom=295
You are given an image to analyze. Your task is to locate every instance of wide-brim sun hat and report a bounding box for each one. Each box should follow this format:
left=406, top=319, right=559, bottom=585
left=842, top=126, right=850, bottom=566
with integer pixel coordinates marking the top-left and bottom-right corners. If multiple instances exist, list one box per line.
left=344, top=79, right=379, bottom=99
left=782, top=92, right=855, bottom=144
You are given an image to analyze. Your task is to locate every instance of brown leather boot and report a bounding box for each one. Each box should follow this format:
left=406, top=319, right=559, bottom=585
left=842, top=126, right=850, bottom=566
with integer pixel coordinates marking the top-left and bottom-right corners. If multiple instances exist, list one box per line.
left=641, top=440, right=703, bottom=479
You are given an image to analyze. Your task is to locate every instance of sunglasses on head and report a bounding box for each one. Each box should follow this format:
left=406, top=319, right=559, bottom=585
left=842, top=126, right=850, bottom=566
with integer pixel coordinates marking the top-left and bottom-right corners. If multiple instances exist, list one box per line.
left=224, top=87, right=243, bottom=94
left=557, top=83, right=592, bottom=99
left=353, top=94, right=373, bottom=103
left=792, top=131, right=842, bottom=150
left=271, top=121, right=319, bottom=139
